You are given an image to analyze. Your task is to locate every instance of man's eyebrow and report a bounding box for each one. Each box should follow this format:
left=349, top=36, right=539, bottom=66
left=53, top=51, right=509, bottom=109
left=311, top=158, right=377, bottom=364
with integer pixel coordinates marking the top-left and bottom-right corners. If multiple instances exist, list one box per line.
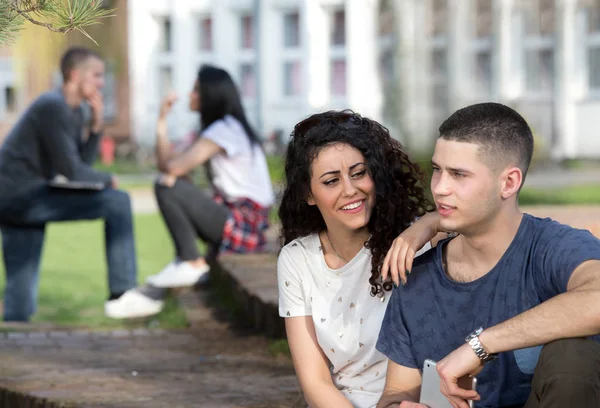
left=431, top=160, right=472, bottom=174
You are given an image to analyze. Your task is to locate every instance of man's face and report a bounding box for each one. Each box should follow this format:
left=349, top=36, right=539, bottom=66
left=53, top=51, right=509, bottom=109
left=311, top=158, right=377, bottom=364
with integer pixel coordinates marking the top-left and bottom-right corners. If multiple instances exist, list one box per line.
left=431, top=138, right=503, bottom=235
left=75, top=57, right=105, bottom=99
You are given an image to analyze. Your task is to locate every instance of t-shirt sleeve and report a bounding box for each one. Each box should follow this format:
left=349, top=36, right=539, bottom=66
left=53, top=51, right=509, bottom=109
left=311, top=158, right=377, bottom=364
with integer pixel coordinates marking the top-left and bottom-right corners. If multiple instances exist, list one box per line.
left=201, top=118, right=246, bottom=157
left=277, top=245, right=312, bottom=317
left=376, top=287, right=419, bottom=368
left=534, top=221, right=600, bottom=301
left=416, top=241, right=432, bottom=258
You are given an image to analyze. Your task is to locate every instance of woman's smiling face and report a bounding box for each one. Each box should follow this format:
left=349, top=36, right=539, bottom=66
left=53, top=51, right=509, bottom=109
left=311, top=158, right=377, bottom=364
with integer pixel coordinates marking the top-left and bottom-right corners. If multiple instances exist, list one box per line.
left=307, top=143, right=375, bottom=233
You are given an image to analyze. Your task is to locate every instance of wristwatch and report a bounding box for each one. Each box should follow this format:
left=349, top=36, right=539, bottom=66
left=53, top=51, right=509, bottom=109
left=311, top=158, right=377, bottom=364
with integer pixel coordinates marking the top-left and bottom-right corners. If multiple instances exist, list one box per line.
left=465, top=327, right=498, bottom=363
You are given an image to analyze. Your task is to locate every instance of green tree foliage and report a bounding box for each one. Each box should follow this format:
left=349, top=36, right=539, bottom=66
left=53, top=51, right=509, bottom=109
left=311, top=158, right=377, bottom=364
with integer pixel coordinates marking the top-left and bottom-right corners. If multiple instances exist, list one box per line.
left=0, top=0, right=115, bottom=46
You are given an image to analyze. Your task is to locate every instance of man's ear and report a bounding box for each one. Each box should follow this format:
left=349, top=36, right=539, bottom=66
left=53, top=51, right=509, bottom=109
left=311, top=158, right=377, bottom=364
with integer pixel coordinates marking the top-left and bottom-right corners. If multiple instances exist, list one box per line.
left=500, top=166, right=523, bottom=199
left=66, top=69, right=78, bottom=84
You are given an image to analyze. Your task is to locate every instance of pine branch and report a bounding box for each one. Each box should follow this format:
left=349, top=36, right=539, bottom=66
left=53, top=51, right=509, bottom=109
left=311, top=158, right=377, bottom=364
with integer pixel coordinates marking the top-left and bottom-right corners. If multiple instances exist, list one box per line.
left=0, top=0, right=115, bottom=46
left=0, top=0, right=25, bottom=45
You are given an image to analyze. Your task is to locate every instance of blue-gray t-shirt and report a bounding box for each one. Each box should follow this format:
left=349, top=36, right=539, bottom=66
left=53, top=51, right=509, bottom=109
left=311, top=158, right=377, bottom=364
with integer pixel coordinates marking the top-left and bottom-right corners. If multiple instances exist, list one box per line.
left=376, top=214, right=600, bottom=408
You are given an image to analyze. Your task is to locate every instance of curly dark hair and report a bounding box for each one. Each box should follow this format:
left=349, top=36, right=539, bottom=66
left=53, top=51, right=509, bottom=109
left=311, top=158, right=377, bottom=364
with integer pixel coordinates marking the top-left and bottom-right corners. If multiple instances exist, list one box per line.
left=279, top=110, right=433, bottom=296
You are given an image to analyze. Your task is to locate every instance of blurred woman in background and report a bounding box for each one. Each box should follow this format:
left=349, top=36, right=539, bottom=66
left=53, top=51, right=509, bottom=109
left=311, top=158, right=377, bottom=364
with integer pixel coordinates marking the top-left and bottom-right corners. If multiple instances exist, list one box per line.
left=147, top=65, right=274, bottom=288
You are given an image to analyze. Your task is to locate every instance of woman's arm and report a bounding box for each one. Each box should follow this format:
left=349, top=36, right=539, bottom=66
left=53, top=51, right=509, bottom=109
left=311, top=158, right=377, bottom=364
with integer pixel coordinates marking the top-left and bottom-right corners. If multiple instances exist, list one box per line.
left=155, top=94, right=178, bottom=173
left=285, top=317, right=354, bottom=408
left=381, top=211, right=446, bottom=287
left=155, top=94, right=224, bottom=177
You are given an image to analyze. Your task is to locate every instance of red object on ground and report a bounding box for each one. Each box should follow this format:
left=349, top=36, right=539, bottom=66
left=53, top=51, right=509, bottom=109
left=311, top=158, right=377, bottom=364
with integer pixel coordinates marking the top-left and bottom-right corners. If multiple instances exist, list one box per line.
left=100, top=136, right=115, bottom=165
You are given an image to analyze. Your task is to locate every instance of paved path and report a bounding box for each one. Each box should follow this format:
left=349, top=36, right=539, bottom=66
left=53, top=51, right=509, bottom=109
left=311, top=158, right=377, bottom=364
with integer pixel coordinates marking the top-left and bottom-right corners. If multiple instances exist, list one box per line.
left=0, top=289, right=302, bottom=408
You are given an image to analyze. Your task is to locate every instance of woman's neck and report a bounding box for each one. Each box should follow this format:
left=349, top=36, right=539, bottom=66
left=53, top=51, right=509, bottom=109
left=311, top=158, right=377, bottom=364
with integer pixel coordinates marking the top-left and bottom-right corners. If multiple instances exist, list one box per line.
left=321, top=227, right=369, bottom=266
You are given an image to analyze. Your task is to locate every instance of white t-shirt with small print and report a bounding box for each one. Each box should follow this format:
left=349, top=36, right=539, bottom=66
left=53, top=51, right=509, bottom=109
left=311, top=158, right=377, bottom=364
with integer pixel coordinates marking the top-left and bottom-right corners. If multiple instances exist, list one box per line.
left=202, top=115, right=274, bottom=207
left=278, top=233, right=430, bottom=408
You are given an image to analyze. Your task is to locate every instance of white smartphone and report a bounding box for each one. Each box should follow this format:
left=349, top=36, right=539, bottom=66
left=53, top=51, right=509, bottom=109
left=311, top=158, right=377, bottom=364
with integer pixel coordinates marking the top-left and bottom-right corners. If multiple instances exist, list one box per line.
left=419, top=359, right=477, bottom=408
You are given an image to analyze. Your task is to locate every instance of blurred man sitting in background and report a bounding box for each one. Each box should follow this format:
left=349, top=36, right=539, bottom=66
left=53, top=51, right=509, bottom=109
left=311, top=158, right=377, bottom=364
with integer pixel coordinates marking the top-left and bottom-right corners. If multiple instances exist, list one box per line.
left=0, top=47, right=163, bottom=322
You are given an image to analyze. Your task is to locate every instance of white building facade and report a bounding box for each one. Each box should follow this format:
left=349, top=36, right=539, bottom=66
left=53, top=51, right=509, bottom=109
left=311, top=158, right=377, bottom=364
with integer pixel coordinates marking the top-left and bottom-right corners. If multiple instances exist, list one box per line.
left=394, top=0, right=600, bottom=158
left=127, top=0, right=383, bottom=146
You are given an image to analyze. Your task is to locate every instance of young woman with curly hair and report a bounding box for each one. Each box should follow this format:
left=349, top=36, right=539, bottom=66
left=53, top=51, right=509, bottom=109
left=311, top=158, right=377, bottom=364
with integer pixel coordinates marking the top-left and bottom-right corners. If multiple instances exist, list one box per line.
left=277, top=110, right=445, bottom=408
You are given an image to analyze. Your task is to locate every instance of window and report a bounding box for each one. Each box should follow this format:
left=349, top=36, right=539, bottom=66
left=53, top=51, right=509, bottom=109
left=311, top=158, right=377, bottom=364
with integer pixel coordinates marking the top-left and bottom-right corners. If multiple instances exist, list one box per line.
left=199, top=17, right=213, bottom=51
left=525, top=48, right=553, bottom=93
left=241, top=15, right=254, bottom=50
left=589, top=47, right=600, bottom=90
left=475, top=0, right=493, bottom=38
left=379, top=0, right=395, bottom=37
left=470, top=0, right=493, bottom=96
left=284, top=11, right=300, bottom=48
left=331, top=9, right=345, bottom=46
left=523, top=0, right=555, bottom=36
left=2, top=86, right=16, bottom=114
left=431, top=49, right=448, bottom=106
left=584, top=0, right=600, bottom=93
left=283, top=61, right=301, bottom=96
left=521, top=0, right=555, bottom=95
left=240, top=63, right=256, bottom=98
left=158, top=17, right=172, bottom=53
left=427, top=0, right=449, bottom=37
left=474, top=50, right=493, bottom=94
left=159, top=66, right=173, bottom=98
left=102, top=61, right=117, bottom=121
left=330, top=59, right=347, bottom=97
left=329, top=8, right=346, bottom=98
left=588, top=0, right=600, bottom=33
left=428, top=0, right=449, bottom=111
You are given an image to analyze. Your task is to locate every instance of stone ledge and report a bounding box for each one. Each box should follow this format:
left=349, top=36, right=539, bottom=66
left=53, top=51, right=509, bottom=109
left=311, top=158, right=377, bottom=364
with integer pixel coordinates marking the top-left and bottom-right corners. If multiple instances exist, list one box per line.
left=209, top=252, right=285, bottom=338
left=0, top=386, right=74, bottom=408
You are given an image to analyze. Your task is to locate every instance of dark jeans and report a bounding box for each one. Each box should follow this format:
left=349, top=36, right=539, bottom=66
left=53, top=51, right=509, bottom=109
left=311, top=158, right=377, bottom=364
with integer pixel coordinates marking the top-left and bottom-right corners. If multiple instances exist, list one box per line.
left=0, top=185, right=138, bottom=322
left=154, top=179, right=230, bottom=261
left=521, top=337, right=600, bottom=408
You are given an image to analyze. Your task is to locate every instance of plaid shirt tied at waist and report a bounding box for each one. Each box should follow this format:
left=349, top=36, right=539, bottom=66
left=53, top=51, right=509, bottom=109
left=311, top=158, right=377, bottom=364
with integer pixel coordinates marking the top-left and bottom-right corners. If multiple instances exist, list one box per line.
left=213, top=194, right=271, bottom=253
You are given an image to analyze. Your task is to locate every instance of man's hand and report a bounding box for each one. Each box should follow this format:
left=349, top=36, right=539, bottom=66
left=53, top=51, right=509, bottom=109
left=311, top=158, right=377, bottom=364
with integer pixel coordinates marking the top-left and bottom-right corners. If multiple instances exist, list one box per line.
left=88, top=91, right=104, bottom=133
left=159, top=92, right=178, bottom=120
left=437, top=344, right=482, bottom=408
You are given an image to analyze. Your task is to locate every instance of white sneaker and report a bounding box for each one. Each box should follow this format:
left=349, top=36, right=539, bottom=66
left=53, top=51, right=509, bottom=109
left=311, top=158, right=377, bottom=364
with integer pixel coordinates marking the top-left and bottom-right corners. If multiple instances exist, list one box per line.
left=146, top=260, right=178, bottom=286
left=104, top=289, right=164, bottom=319
left=149, top=262, right=210, bottom=288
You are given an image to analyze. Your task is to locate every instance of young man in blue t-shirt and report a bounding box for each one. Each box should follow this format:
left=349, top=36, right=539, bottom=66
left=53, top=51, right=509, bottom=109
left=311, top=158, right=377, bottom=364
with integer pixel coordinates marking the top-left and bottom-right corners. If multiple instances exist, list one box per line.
left=376, top=103, right=600, bottom=408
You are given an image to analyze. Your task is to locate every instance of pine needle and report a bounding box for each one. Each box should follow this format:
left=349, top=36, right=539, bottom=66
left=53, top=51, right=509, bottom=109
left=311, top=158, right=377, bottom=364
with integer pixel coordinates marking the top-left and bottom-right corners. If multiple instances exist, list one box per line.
left=0, top=0, right=115, bottom=46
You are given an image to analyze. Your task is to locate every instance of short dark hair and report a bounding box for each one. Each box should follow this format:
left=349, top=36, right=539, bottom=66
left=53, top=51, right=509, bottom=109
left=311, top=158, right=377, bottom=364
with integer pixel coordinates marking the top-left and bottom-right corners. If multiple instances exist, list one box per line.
left=439, top=102, right=534, bottom=180
left=60, top=47, right=102, bottom=82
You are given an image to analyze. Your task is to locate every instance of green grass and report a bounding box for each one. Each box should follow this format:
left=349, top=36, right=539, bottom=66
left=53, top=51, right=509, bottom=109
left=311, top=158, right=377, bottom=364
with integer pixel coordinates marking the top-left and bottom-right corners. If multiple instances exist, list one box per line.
left=94, top=160, right=155, bottom=175
left=267, top=154, right=285, bottom=184
left=268, top=339, right=291, bottom=358
left=519, top=184, right=600, bottom=206
left=0, top=214, right=188, bottom=330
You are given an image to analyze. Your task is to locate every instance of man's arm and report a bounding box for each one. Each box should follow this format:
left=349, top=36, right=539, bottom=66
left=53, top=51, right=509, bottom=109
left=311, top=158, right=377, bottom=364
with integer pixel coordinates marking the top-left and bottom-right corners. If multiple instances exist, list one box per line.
left=436, top=260, right=600, bottom=407
left=79, top=130, right=102, bottom=165
left=480, top=259, right=600, bottom=353
left=36, top=97, right=112, bottom=184
left=79, top=92, right=104, bottom=165
left=377, top=360, right=423, bottom=408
